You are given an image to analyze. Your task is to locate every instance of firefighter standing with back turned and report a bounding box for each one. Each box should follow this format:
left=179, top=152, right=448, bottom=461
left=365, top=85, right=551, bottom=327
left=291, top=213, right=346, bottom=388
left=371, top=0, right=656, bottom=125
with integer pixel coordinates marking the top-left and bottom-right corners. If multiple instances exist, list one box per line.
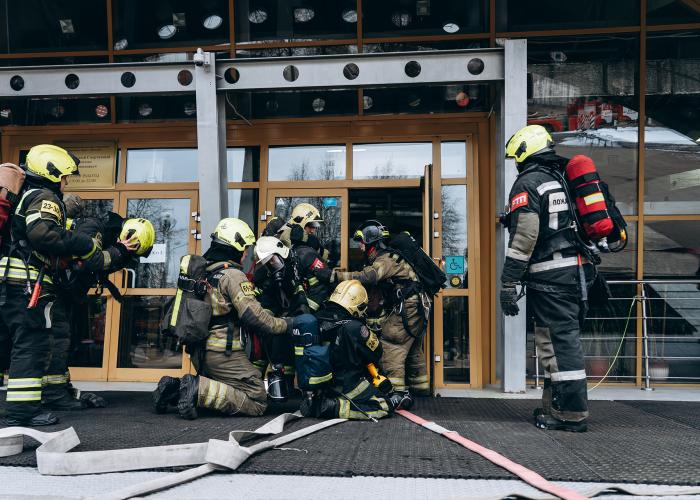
left=501, top=124, right=595, bottom=432
left=0, top=145, right=105, bottom=426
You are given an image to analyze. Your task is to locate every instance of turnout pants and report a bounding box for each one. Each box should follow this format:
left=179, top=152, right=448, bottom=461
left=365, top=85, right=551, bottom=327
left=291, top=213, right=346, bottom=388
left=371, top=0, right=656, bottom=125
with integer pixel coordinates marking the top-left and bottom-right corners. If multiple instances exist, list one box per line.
left=529, top=287, right=589, bottom=422
left=1, top=285, right=59, bottom=421
left=331, top=378, right=390, bottom=421
left=380, top=298, right=429, bottom=394
left=42, top=299, right=73, bottom=404
left=193, top=349, right=268, bottom=416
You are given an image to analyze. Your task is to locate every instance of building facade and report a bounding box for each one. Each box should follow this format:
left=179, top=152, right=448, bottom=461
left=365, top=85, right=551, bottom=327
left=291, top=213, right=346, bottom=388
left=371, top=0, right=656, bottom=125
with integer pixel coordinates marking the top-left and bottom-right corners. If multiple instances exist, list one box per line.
left=0, top=0, right=698, bottom=390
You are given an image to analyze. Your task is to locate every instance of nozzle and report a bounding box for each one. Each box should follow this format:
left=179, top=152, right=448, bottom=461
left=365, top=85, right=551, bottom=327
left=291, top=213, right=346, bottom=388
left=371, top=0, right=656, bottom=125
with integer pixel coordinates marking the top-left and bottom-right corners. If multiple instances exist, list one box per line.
left=367, top=363, right=393, bottom=394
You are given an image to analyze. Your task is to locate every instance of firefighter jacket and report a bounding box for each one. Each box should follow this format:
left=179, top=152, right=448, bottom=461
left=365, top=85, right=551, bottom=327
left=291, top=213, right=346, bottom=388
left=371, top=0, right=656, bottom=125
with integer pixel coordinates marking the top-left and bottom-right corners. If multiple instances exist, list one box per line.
left=204, top=260, right=288, bottom=353
left=252, top=260, right=308, bottom=316
left=501, top=158, right=592, bottom=289
left=293, top=243, right=332, bottom=311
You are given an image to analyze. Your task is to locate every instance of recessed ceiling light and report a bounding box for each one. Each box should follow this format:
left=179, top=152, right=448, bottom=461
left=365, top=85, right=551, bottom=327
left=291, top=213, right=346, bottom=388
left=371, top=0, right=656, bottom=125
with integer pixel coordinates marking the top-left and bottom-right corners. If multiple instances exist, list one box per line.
left=408, top=95, right=421, bottom=107
left=249, top=8, right=268, bottom=24
left=455, top=91, right=469, bottom=107
left=50, top=104, right=65, bottom=118
left=114, top=38, right=128, bottom=50
left=0, top=107, right=11, bottom=118
left=95, top=104, right=109, bottom=118
left=138, top=103, right=153, bottom=117
left=294, top=7, right=315, bottom=23
left=391, top=11, right=412, bottom=28
left=157, top=24, right=176, bottom=39
left=363, top=95, right=373, bottom=110
left=59, top=19, right=75, bottom=34
left=312, top=97, right=326, bottom=112
left=443, top=22, right=460, bottom=33
left=183, top=102, right=196, bottom=116
left=203, top=14, right=223, bottom=30
left=341, top=8, right=357, bottom=23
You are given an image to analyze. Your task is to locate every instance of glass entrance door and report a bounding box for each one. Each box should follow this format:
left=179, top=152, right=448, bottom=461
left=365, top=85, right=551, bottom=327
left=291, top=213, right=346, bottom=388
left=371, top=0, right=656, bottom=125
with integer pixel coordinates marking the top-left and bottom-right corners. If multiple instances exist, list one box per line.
left=106, top=191, right=199, bottom=381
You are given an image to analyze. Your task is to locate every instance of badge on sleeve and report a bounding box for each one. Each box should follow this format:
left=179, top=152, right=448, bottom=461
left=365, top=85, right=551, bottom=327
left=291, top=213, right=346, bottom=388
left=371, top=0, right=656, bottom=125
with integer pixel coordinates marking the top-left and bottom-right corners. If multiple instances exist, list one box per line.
left=310, top=258, right=326, bottom=270
left=239, top=281, right=256, bottom=296
left=40, top=200, right=63, bottom=220
left=510, top=192, right=528, bottom=211
left=365, top=331, right=379, bottom=351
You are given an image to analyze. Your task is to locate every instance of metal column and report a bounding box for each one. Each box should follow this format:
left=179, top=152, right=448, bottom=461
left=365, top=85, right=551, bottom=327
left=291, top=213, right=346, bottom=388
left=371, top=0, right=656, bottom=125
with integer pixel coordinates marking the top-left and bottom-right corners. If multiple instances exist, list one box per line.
left=194, top=50, right=228, bottom=252
left=496, top=39, right=528, bottom=393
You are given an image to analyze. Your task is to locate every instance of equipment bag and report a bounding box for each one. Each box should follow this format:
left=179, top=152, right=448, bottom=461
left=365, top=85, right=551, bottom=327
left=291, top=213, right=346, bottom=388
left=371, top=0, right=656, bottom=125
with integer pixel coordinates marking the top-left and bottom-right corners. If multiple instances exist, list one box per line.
left=564, top=155, right=627, bottom=252
left=162, top=254, right=212, bottom=347
left=387, top=231, right=446, bottom=296
left=0, top=163, right=26, bottom=247
left=291, top=313, right=333, bottom=391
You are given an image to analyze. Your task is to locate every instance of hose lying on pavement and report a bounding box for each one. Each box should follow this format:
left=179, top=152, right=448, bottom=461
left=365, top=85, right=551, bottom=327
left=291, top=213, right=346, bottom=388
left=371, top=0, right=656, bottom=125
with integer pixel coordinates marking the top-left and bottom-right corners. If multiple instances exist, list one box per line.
left=0, top=412, right=346, bottom=500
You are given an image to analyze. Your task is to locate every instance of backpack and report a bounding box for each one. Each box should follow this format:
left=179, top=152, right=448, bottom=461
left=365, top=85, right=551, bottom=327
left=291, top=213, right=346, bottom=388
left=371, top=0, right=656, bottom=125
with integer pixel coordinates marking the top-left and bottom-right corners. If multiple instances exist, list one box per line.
left=291, top=313, right=333, bottom=391
left=162, top=254, right=213, bottom=348
left=386, top=231, right=446, bottom=295
left=0, top=163, right=26, bottom=248
left=562, top=155, right=628, bottom=253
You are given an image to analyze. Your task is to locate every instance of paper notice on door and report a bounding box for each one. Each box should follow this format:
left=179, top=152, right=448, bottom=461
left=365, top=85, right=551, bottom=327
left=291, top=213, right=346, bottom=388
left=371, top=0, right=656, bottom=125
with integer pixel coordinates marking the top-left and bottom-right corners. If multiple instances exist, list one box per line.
left=140, top=243, right=166, bottom=264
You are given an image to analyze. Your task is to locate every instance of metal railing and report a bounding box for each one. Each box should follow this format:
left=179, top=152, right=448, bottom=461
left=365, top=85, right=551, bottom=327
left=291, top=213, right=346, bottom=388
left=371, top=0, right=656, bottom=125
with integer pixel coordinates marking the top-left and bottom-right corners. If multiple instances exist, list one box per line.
left=531, top=279, right=700, bottom=390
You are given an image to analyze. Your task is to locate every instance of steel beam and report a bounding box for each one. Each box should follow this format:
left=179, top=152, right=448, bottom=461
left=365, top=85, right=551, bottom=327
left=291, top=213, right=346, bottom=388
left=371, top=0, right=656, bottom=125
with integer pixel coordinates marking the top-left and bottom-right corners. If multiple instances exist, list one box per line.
left=496, top=39, right=528, bottom=393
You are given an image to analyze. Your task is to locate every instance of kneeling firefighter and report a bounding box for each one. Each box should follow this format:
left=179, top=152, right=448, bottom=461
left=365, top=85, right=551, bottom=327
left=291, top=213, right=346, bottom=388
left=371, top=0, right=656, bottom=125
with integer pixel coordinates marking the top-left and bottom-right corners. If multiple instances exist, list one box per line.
left=300, top=280, right=392, bottom=421
left=251, top=235, right=310, bottom=401
left=43, top=209, right=154, bottom=411
left=0, top=145, right=107, bottom=426
left=153, top=218, right=295, bottom=419
left=502, top=124, right=596, bottom=432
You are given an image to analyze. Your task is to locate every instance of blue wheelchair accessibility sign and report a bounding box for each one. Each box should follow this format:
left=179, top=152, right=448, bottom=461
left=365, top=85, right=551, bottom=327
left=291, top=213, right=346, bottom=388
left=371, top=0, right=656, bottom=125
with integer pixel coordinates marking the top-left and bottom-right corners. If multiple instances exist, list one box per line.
left=445, top=255, right=465, bottom=275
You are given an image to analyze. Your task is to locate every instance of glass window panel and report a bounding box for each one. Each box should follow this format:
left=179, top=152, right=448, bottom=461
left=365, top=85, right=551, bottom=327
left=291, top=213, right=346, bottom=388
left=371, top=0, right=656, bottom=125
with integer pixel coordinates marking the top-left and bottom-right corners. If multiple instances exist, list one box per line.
left=117, top=95, right=198, bottom=123
left=235, top=1, right=356, bottom=43
left=363, top=84, right=490, bottom=116
left=353, top=143, right=431, bottom=180
left=647, top=0, right=700, bottom=24
left=363, top=39, right=486, bottom=53
left=496, top=0, right=639, bottom=31
left=644, top=221, right=700, bottom=279
left=126, top=149, right=197, bottom=183
left=229, top=89, right=358, bottom=120
left=112, top=0, right=229, bottom=50
left=127, top=198, right=191, bottom=288
left=645, top=283, right=700, bottom=384
left=443, top=296, right=469, bottom=384
left=0, top=0, right=108, bottom=53
left=68, top=296, right=108, bottom=368
left=597, top=222, right=637, bottom=279
left=528, top=35, right=639, bottom=215
left=644, top=31, right=700, bottom=215
left=228, top=189, right=258, bottom=235
left=442, top=185, right=468, bottom=289
left=268, top=145, right=345, bottom=181
left=0, top=56, right=109, bottom=66
left=227, top=148, right=259, bottom=182
left=117, top=296, right=181, bottom=369
left=442, top=142, right=467, bottom=178
left=363, top=0, right=487, bottom=37
left=235, top=45, right=358, bottom=58
left=0, top=97, right=112, bottom=126
left=348, top=188, right=423, bottom=271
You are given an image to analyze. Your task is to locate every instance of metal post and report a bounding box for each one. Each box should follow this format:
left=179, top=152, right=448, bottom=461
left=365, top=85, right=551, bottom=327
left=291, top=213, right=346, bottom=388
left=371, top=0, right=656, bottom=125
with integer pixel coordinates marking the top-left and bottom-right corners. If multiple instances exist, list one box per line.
left=497, top=39, right=528, bottom=393
left=194, top=49, right=228, bottom=252
left=533, top=342, right=542, bottom=390
left=640, top=284, right=654, bottom=391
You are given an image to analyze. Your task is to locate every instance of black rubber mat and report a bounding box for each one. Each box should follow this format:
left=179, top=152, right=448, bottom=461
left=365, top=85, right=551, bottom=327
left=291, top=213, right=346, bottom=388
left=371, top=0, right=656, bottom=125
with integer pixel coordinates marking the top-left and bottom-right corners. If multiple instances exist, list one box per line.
left=1, top=392, right=699, bottom=485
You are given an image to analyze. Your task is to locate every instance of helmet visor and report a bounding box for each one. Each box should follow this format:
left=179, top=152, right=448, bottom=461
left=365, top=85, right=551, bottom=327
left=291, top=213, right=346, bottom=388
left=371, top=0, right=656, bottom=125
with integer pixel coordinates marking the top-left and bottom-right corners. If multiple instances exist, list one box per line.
left=355, top=301, right=368, bottom=316
left=262, top=254, right=285, bottom=273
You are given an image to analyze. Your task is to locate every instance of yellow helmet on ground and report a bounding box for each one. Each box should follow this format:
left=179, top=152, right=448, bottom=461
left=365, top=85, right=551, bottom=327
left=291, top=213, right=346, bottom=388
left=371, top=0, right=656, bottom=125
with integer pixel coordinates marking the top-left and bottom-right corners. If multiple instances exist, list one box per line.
left=26, top=144, right=80, bottom=183
left=329, top=280, right=368, bottom=318
left=505, top=125, right=554, bottom=164
left=289, top=202, right=323, bottom=228
left=211, top=217, right=255, bottom=252
left=120, top=218, right=156, bottom=256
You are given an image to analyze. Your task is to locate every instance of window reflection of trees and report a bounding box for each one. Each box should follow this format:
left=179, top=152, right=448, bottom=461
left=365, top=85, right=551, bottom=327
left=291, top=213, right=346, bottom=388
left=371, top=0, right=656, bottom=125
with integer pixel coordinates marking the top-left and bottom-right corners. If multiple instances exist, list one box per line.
left=441, top=187, right=467, bottom=257
left=288, top=154, right=341, bottom=181
left=127, top=199, right=189, bottom=289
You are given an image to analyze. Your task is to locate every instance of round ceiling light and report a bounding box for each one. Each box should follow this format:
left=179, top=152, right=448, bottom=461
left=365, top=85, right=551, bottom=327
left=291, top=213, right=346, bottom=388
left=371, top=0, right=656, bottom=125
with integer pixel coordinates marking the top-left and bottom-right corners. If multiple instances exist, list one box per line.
left=363, top=95, right=373, bottom=110
left=183, top=102, right=196, bottom=116
left=114, top=38, right=128, bottom=50
left=408, top=95, right=421, bottom=108
left=138, top=103, right=153, bottom=117
left=391, top=11, right=412, bottom=28
left=157, top=24, right=177, bottom=39
left=294, top=8, right=315, bottom=23
left=203, top=14, right=223, bottom=30
left=455, top=91, right=470, bottom=108
left=312, top=97, right=326, bottom=112
left=95, top=104, right=109, bottom=118
left=248, top=8, right=268, bottom=24
left=442, top=22, right=460, bottom=33
left=0, top=107, right=11, bottom=118
left=342, top=8, right=357, bottom=23
left=50, top=104, right=65, bottom=118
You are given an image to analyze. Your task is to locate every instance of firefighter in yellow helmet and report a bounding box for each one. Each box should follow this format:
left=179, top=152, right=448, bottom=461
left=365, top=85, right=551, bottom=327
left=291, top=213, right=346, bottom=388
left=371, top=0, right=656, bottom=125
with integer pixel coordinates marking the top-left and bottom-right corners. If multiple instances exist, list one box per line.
left=42, top=214, right=154, bottom=411
left=502, top=124, right=595, bottom=432
left=0, top=144, right=113, bottom=426
left=153, top=218, right=295, bottom=419
left=300, top=280, right=392, bottom=420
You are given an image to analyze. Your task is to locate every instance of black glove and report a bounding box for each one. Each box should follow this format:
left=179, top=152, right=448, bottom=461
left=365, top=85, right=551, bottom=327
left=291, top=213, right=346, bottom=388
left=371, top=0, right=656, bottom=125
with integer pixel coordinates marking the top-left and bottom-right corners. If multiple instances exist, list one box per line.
left=500, top=283, right=520, bottom=316
left=79, top=392, right=107, bottom=408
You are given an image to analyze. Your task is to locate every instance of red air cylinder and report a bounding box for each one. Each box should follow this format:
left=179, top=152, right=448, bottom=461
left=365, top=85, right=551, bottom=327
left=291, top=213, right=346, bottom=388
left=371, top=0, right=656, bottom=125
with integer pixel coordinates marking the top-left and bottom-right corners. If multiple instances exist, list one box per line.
left=565, top=155, right=614, bottom=240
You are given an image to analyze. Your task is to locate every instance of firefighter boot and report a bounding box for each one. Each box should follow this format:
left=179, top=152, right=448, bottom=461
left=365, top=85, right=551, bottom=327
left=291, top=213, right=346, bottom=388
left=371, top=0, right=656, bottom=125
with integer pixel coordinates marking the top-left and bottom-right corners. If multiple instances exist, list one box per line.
left=3, top=412, right=59, bottom=427
left=267, top=365, right=288, bottom=402
left=43, top=391, right=85, bottom=411
left=153, top=376, right=181, bottom=414
left=535, top=414, right=588, bottom=433
left=177, top=374, right=199, bottom=420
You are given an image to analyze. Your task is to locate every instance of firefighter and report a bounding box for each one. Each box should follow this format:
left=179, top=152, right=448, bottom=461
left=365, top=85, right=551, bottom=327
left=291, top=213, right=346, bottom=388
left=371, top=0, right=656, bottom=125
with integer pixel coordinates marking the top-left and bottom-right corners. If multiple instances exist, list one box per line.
left=251, top=235, right=309, bottom=401
left=334, top=220, right=430, bottom=404
left=152, top=218, right=292, bottom=419
left=502, top=124, right=595, bottom=432
left=0, top=144, right=107, bottom=426
left=42, top=214, right=154, bottom=411
left=301, top=280, right=391, bottom=420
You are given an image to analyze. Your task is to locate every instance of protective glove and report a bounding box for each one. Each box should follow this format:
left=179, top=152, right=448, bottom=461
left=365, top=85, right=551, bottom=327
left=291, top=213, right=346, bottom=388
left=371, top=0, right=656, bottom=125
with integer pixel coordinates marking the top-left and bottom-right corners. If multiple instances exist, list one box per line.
left=500, top=283, right=520, bottom=316
left=79, top=392, right=107, bottom=408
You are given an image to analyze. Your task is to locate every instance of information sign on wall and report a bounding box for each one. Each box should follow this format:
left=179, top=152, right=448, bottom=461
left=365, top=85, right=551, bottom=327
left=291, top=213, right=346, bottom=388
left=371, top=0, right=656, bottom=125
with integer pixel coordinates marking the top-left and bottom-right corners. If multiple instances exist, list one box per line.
left=59, top=142, right=117, bottom=190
